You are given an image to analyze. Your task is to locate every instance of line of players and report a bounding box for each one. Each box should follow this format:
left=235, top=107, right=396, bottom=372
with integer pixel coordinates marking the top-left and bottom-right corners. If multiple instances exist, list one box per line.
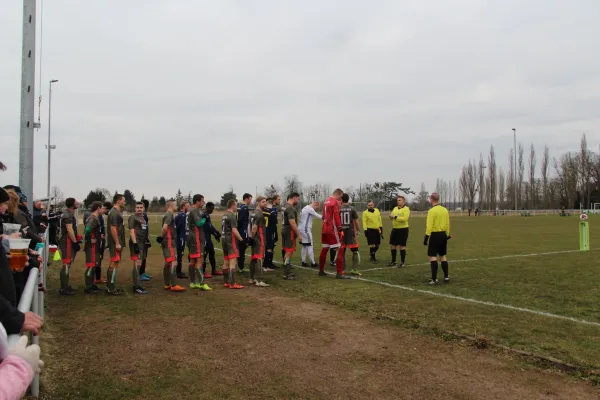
left=56, top=188, right=451, bottom=295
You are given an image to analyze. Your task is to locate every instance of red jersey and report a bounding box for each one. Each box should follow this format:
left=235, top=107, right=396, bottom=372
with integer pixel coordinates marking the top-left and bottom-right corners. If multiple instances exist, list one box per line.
left=322, top=196, right=342, bottom=236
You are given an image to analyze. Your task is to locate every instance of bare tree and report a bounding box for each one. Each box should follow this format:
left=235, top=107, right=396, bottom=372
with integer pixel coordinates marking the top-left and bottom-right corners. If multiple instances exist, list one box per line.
left=488, top=145, right=497, bottom=210
left=518, top=143, right=525, bottom=208
left=579, top=134, right=592, bottom=208
left=264, top=183, right=281, bottom=198
left=283, top=175, right=303, bottom=198
left=498, top=167, right=505, bottom=208
left=507, top=149, right=515, bottom=209
left=478, top=154, right=486, bottom=209
left=528, top=144, right=537, bottom=208
left=553, top=153, right=579, bottom=208
left=461, top=159, right=480, bottom=212
left=540, top=145, right=550, bottom=208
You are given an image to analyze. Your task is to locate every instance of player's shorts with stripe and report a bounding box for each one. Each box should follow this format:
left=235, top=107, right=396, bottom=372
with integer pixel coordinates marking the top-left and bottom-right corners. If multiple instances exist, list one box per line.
left=300, top=231, right=312, bottom=246
left=59, top=241, right=75, bottom=264
left=341, top=230, right=358, bottom=249
left=365, top=229, right=381, bottom=246
left=187, top=229, right=204, bottom=259
left=427, top=232, right=448, bottom=257
left=128, top=239, right=147, bottom=261
left=251, top=229, right=265, bottom=260
left=161, top=240, right=176, bottom=263
left=389, top=228, right=409, bottom=247
left=85, top=244, right=101, bottom=267
left=108, top=245, right=122, bottom=262
left=321, top=233, right=341, bottom=248
left=282, top=229, right=297, bottom=253
left=222, top=236, right=238, bottom=260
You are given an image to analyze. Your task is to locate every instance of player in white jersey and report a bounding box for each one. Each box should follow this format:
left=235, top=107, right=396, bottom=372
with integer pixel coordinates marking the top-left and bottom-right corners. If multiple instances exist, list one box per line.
left=298, top=201, right=322, bottom=267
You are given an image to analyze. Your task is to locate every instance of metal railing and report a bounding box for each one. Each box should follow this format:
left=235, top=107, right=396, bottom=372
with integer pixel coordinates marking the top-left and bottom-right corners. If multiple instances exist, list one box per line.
left=4, top=236, right=47, bottom=398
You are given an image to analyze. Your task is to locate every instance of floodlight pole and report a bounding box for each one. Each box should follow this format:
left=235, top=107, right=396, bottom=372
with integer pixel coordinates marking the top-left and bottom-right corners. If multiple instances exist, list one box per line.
left=47, top=80, right=58, bottom=200
left=513, top=128, right=517, bottom=211
left=18, top=0, right=38, bottom=204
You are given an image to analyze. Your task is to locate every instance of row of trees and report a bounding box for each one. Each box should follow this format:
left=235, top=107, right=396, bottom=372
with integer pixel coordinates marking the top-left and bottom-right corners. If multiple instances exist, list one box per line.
left=218, top=176, right=415, bottom=211
left=450, top=134, right=600, bottom=211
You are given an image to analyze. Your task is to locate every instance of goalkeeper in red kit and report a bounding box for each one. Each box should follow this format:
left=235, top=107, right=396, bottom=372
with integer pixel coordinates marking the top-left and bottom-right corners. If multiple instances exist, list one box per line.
left=318, top=188, right=351, bottom=280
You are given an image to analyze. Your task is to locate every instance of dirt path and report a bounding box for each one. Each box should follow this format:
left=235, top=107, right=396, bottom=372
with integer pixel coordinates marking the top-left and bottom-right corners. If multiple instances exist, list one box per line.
left=42, top=284, right=598, bottom=400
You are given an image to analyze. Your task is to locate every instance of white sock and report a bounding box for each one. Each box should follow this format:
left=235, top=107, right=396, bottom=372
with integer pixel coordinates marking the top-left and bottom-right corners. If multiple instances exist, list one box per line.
left=301, top=246, right=307, bottom=262
left=308, top=245, right=315, bottom=264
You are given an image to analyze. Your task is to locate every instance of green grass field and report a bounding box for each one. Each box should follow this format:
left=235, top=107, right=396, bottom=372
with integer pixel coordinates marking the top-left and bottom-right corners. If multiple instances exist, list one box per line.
left=39, top=213, right=600, bottom=399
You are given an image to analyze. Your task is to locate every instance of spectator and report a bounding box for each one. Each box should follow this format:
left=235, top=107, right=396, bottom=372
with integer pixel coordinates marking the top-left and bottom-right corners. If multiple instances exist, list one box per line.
left=0, top=327, right=44, bottom=400
left=0, top=187, right=43, bottom=336
left=47, top=205, right=59, bottom=246
left=31, top=201, right=48, bottom=233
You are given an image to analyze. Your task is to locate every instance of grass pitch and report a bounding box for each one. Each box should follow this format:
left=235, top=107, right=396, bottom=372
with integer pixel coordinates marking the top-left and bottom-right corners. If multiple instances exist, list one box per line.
left=38, top=213, right=600, bottom=399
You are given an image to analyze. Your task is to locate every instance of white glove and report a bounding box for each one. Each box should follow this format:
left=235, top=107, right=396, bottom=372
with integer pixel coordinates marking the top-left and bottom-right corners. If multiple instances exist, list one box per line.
left=8, top=336, right=44, bottom=373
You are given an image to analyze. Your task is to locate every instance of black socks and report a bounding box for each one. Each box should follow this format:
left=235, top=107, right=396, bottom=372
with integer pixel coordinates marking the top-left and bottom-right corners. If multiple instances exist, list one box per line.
left=391, top=249, right=397, bottom=263
left=441, top=261, right=449, bottom=278
left=430, top=261, right=438, bottom=281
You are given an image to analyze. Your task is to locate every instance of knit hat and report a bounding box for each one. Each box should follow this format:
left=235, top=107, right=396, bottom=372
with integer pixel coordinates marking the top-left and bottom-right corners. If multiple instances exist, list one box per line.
left=0, top=188, right=8, bottom=203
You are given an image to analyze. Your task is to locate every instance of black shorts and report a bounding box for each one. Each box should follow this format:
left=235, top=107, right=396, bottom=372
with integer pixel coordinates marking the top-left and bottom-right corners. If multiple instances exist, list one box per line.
left=366, top=229, right=381, bottom=246
left=428, top=232, right=448, bottom=257
left=389, top=228, right=409, bottom=247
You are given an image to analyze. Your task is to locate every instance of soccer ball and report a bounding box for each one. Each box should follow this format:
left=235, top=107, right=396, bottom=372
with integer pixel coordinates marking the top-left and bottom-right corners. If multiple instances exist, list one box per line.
left=580, top=213, right=589, bottom=221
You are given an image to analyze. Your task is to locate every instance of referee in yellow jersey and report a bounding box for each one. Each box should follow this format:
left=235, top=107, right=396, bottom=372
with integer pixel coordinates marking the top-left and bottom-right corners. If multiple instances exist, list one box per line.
left=362, top=200, right=383, bottom=263
left=423, top=193, right=451, bottom=284
left=388, top=195, right=410, bottom=267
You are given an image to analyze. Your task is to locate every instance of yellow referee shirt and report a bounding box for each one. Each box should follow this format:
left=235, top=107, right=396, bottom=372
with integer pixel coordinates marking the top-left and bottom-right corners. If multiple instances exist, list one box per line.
left=426, top=205, right=450, bottom=236
left=362, top=208, right=382, bottom=230
left=391, top=206, right=410, bottom=229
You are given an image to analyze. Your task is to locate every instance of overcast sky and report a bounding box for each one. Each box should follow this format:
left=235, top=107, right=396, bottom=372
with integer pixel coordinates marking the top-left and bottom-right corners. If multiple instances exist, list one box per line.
left=1, top=0, right=599, bottom=202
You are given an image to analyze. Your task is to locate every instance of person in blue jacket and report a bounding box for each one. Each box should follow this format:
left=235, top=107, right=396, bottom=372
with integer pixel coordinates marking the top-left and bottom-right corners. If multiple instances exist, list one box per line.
left=201, top=202, right=222, bottom=277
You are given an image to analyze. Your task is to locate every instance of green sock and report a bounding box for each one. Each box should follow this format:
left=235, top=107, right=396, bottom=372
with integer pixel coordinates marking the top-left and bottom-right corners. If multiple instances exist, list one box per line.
left=283, top=259, right=291, bottom=275
left=188, top=265, right=195, bottom=284
left=223, top=269, right=229, bottom=284
left=250, top=260, right=256, bottom=280
left=107, top=267, right=115, bottom=290
left=132, top=264, right=139, bottom=287
left=352, top=252, right=358, bottom=270
left=60, top=265, right=69, bottom=289
left=163, top=265, right=170, bottom=286
left=85, top=267, right=93, bottom=289
left=197, top=267, right=204, bottom=285
left=170, top=263, right=177, bottom=287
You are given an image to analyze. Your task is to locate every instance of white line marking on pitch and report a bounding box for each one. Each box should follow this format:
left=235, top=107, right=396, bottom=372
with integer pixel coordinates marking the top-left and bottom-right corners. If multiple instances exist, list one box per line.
left=361, top=249, right=594, bottom=272
left=209, top=246, right=600, bottom=327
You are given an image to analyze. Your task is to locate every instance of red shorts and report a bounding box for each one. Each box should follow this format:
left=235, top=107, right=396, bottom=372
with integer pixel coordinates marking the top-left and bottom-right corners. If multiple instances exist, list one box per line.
left=130, top=255, right=139, bottom=262
left=321, top=233, right=341, bottom=249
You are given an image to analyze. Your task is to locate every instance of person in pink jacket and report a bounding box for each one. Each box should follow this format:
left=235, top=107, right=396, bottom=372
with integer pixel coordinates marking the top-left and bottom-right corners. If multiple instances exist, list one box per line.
left=0, top=325, right=44, bottom=400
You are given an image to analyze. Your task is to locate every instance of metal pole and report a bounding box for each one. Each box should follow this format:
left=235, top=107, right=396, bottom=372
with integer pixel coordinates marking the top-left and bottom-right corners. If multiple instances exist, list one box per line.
left=18, top=0, right=37, bottom=204
left=47, top=80, right=57, bottom=199
left=513, top=128, right=517, bottom=211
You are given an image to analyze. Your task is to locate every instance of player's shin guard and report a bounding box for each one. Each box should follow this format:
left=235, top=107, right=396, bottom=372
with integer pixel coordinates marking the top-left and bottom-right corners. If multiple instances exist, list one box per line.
left=441, top=261, right=449, bottom=278
left=430, top=261, right=439, bottom=281
left=319, top=248, right=328, bottom=272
